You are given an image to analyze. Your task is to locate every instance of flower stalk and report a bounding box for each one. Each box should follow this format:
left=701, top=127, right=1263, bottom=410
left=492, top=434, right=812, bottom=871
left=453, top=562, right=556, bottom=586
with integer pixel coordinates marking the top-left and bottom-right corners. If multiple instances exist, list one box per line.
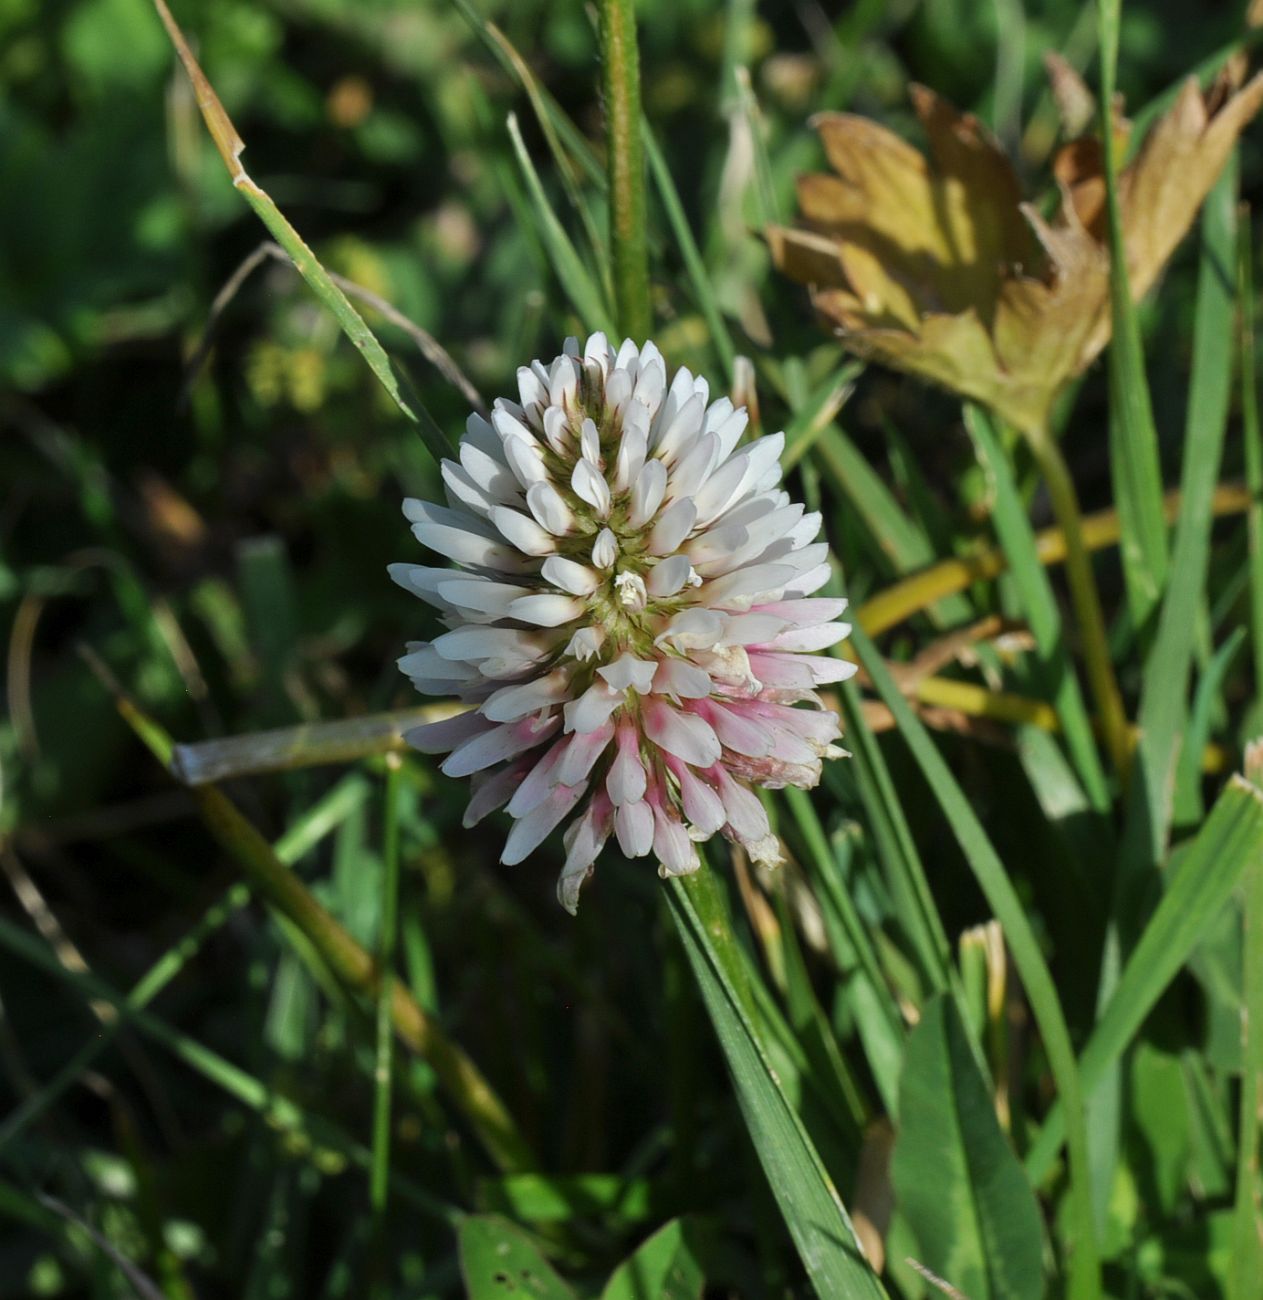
left=598, top=0, right=652, bottom=340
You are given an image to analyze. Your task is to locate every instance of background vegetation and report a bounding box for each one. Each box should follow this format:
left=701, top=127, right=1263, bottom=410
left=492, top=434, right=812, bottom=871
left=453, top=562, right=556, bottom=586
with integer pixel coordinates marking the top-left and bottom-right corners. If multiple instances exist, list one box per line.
left=2, top=0, right=1262, bottom=1296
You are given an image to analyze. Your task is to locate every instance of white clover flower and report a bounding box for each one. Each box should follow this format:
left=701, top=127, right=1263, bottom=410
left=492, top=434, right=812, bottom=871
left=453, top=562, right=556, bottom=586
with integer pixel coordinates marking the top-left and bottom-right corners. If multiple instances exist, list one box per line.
left=392, top=335, right=855, bottom=912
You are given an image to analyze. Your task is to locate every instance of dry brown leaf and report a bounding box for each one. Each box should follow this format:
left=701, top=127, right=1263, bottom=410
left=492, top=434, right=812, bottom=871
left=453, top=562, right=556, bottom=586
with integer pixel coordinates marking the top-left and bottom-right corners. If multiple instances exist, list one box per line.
left=772, top=67, right=1263, bottom=435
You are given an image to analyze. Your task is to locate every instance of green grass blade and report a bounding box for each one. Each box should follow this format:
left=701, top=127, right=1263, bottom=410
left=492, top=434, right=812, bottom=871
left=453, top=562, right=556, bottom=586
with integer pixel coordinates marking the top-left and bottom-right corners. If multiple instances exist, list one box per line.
left=893, top=994, right=1046, bottom=1300
left=506, top=113, right=616, bottom=337
left=1242, top=207, right=1263, bottom=729
left=1119, top=161, right=1238, bottom=879
left=1097, top=0, right=1169, bottom=635
left=151, top=0, right=451, bottom=465
left=966, top=405, right=1111, bottom=812
left=1231, top=751, right=1263, bottom=1300
left=600, top=1218, right=707, bottom=1300
left=848, top=622, right=1100, bottom=1298
left=643, top=120, right=737, bottom=380
left=1026, top=768, right=1263, bottom=1184
left=667, top=870, right=887, bottom=1299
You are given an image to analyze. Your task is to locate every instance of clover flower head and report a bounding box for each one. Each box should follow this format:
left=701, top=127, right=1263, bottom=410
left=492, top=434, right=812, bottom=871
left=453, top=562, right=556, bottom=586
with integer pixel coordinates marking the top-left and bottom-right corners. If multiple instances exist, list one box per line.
left=392, top=334, right=854, bottom=912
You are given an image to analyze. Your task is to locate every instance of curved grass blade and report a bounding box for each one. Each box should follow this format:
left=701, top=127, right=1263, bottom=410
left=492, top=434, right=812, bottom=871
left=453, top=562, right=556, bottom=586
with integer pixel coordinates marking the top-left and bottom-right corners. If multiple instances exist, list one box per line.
left=151, top=0, right=450, bottom=464
left=667, top=870, right=887, bottom=1300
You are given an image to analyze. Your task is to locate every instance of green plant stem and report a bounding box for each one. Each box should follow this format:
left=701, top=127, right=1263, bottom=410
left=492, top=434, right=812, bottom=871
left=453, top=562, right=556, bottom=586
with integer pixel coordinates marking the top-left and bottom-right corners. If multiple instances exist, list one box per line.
left=370, top=755, right=403, bottom=1292
left=1242, top=207, right=1263, bottom=716
left=1028, top=427, right=1132, bottom=782
left=598, top=0, right=651, bottom=340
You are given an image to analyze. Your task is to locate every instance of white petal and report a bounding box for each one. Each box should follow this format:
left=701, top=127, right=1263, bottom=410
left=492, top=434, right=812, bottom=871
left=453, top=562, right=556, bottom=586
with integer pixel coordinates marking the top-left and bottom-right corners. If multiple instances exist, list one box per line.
left=509, top=592, right=584, bottom=626
left=580, top=418, right=601, bottom=465
left=408, top=515, right=527, bottom=574
left=652, top=657, right=712, bottom=699
left=503, top=435, right=547, bottom=489
left=646, top=554, right=693, bottom=597
left=607, top=728, right=647, bottom=805
left=665, top=433, right=718, bottom=503
left=432, top=625, right=550, bottom=663
left=615, top=800, right=654, bottom=857
left=655, top=608, right=725, bottom=650
left=653, top=393, right=706, bottom=464
left=571, top=459, right=611, bottom=516
left=597, top=653, right=657, bottom=693
left=541, top=556, right=599, bottom=595
left=405, top=709, right=487, bottom=754
left=591, top=528, right=618, bottom=569
left=704, top=563, right=797, bottom=606
left=653, top=805, right=700, bottom=877
left=628, top=461, right=668, bottom=529
left=491, top=506, right=557, bottom=557
left=563, top=681, right=624, bottom=734
left=526, top=482, right=575, bottom=535
left=757, top=623, right=851, bottom=652
left=482, top=669, right=573, bottom=722
left=647, top=498, right=697, bottom=555
left=460, top=441, right=520, bottom=502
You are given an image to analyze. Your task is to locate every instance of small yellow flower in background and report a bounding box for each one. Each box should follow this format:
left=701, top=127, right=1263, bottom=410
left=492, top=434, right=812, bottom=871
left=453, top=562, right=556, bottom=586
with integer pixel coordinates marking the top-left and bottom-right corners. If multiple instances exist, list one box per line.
left=770, top=61, right=1263, bottom=435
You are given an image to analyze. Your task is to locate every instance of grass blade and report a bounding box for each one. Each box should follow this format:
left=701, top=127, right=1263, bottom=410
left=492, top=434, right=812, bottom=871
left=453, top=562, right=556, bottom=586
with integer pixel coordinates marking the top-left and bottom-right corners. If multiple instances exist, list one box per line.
left=667, top=870, right=887, bottom=1299
left=151, top=0, right=451, bottom=465
left=1097, top=0, right=1169, bottom=634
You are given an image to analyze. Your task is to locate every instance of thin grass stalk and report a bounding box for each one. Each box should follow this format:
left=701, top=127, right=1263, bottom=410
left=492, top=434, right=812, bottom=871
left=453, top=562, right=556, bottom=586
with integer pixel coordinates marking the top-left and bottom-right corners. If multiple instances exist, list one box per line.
left=370, top=755, right=403, bottom=1294
left=1242, top=207, right=1263, bottom=715
left=1097, top=0, right=1169, bottom=632
left=598, top=0, right=652, bottom=339
left=1027, top=426, right=1131, bottom=781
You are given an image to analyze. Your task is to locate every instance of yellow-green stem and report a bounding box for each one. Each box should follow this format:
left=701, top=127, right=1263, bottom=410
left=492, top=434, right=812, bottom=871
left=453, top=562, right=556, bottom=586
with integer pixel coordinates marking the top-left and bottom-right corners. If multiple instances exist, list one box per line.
left=598, top=0, right=651, bottom=340
left=1029, top=429, right=1132, bottom=782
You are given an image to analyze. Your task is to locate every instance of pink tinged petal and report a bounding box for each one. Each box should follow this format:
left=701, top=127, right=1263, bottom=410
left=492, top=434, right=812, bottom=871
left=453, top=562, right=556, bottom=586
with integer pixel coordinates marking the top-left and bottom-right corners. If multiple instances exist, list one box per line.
left=797, top=654, right=859, bottom=684
left=526, top=481, right=575, bottom=535
left=767, top=726, right=818, bottom=766
left=437, top=578, right=533, bottom=618
left=501, top=781, right=587, bottom=866
left=652, top=803, right=700, bottom=877
left=652, top=657, right=712, bottom=700
left=753, top=598, right=849, bottom=626
left=655, top=608, right=725, bottom=650
left=541, top=556, right=599, bottom=595
left=463, top=761, right=526, bottom=827
left=692, top=698, right=774, bottom=757
left=711, top=765, right=773, bottom=845
left=747, top=700, right=843, bottom=747
left=744, top=651, right=816, bottom=690
left=442, top=459, right=496, bottom=516
left=647, top=498, right=697, bottom=555
left=503, top=435, right=547, bottom=489
left=481, top=669, right=573, bottom=722
left=591, top=528, right=618, bottom=569
left=703, top=563, right=797, bottom=607
left=628, top=460, right=667, bottom=528
left=558, top=791, right=614, bottom=914
left=491, top=506, right=557, bottom=557
left=506, top=739, right=568, bottom=815
left=571, top=459, right=611, bottom=516
left=508, top=593, right=585, bottom=627
left=404, top=708, right=489, bottom=755
left=442, top=713, right=560, bottom=777
left=606, top=724, right=648, bottom=805
left=643, top=699, right=722, bottom=767
left=665, top=757, right=726, bottom=835
left=615, top=800, right=654, bottom=857
left=653, top=392, right=706, bottom=463
left=556, top=721, right=615, bottom=786
left=597, top=653, right=657, bottom=693
left=755, top=623, right=852, bottom=652
left=564, top=680, right=624, bottom=734
left=647, top=554, right=694, bottom=598
left=717, top=612, right=790, bottom=646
